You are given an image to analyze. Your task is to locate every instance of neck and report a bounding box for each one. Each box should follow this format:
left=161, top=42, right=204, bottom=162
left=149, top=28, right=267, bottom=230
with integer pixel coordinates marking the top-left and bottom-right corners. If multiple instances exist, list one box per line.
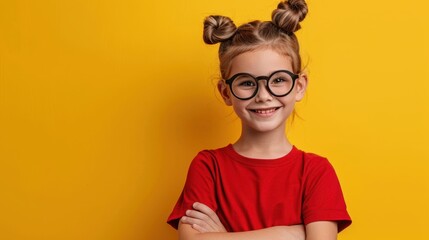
left=233, top=125, right=293, bottom=159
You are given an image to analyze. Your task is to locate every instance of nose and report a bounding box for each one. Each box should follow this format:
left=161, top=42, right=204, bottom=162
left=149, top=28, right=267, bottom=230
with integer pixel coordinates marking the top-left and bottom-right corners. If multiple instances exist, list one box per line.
left=254, top=80, right=273, bottom=102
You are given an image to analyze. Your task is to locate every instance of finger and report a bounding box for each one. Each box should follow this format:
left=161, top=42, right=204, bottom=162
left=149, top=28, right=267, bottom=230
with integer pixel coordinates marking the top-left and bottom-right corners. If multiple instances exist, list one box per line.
left=191, top=223, right=208, bottom=233
left=186, top=209, right=214, bottom=222
left=192, top=202, right=220, bottom=222
left=193, top=202, right=225, bottom=231
left=181, top=217, right=208, bottom=233
left=186, top=210, right=217, bottom=230
left=191, top=203, right=227, bottom=232
left=181, top=216, right=213, bottom=232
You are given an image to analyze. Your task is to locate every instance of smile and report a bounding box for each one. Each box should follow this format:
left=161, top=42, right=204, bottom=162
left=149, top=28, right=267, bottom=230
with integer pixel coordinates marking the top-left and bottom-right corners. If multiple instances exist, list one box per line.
left=249, top=107, right=280, bottom=115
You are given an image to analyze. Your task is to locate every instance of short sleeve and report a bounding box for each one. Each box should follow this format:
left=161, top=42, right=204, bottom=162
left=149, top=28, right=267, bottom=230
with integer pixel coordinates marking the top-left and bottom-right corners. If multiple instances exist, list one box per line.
left=166, top=151, right=218, bottom=229
left=302, top=156, right=352, bottom=232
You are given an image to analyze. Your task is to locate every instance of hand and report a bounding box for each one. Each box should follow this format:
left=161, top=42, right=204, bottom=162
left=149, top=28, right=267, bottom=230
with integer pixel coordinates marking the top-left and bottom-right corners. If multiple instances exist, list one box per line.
left=180, top=202, right=227, bottom=233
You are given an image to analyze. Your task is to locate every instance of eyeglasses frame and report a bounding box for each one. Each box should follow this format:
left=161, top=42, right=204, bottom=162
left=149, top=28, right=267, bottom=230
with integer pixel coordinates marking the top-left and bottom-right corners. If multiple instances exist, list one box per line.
left=224, top=69, right=300, bottom=100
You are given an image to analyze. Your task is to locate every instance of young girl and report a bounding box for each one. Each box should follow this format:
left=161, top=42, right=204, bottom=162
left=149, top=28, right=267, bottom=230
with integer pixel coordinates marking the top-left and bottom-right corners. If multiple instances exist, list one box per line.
left=167, top=0, right=351, bottom=239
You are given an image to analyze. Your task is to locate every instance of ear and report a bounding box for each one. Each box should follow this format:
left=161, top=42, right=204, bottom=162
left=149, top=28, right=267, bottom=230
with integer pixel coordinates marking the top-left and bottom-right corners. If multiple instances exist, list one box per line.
left=294, top=73, right=308, bottom=102
left=217, top=80, right=232, bottom=106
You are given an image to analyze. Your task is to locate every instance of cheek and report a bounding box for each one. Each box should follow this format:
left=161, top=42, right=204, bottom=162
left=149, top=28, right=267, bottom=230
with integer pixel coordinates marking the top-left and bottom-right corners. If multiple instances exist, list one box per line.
left=286, top=88, right=304, bottom=102
left=231, top=102, right=244, bottom=112
left=279, top=97, right=297, bottom=115
left=231, top=100, right=249, bottom=114
left=280, top=94, right=296, bottom=105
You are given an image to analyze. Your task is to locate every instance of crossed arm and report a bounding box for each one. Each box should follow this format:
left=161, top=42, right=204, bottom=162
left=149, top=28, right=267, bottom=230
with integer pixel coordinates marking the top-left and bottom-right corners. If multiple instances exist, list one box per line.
left=178, top=202, right=338, bottom=240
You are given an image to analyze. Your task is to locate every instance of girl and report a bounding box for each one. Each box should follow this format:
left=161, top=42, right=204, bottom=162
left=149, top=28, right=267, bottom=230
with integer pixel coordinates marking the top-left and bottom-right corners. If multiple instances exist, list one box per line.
left=167, top=0, right=351, bottom=239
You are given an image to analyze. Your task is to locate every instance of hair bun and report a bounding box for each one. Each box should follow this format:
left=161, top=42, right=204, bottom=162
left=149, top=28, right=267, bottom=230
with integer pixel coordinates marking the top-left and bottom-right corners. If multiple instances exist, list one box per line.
left=203, top=15, right=237, bottom=44
left=271, top=0, right=308, bottom=33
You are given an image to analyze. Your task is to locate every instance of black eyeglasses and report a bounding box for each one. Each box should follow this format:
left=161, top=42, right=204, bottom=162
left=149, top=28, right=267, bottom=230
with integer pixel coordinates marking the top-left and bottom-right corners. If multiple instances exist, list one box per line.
left=225, top=70, right=299, bottom=100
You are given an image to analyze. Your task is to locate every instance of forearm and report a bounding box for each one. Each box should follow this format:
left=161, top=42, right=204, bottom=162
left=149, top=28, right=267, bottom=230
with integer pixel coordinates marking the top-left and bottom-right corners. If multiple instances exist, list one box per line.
left=179, top=222, right=304, bottom=240
left=305, top=221, right=337, bottom=240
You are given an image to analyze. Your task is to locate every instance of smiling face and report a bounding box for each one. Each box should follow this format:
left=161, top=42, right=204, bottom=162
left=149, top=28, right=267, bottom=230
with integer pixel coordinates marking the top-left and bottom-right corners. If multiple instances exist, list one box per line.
left=218, top=48, right=307, bottom=134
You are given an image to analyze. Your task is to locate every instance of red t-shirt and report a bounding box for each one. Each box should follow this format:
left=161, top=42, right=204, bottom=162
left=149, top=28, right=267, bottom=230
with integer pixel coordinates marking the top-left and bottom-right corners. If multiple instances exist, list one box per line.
left=167, top=145, right=351, bottom=232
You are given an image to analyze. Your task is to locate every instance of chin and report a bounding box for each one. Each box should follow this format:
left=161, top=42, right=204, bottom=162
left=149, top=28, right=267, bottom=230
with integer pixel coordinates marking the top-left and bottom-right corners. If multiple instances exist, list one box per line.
left=245, top=122, right=286, bottom=133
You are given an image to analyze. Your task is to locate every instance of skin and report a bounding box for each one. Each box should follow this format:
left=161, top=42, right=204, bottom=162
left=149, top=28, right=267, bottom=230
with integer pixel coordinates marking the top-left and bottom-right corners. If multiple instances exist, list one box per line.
left=218, top=48, right=306, bottom=159
left=178, top=48, right=338, bottom=240
left=180, top=203, right=306, bottom=240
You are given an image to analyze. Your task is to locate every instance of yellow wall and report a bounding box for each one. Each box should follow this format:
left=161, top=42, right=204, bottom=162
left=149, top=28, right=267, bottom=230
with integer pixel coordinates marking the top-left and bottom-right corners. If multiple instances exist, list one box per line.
left=1, top=0, right=428, bottom=239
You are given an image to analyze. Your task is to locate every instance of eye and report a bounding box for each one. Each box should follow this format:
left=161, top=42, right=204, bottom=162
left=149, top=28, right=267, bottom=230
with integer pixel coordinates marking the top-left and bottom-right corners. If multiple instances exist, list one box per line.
left=239, top=80, right=256, bottom=87
left=234, top=76, right=257, bottom=88
left=272, top=77, right=286, bottom=84
left=270, top=72, right=293, bottom=86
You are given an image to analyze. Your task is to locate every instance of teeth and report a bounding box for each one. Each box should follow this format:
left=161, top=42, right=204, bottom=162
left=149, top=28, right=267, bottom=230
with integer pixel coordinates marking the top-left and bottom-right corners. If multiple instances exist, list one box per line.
left=253, top=108, right=276, bottom=114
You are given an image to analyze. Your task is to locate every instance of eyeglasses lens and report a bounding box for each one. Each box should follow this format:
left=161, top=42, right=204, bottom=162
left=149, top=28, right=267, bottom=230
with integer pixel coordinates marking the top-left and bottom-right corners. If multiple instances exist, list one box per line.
left=231, top=72, right=294, bottom=99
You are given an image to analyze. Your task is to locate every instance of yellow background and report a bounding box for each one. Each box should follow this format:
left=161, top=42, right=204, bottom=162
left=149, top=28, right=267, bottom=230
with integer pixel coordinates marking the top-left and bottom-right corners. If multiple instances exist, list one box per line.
left=1, top=0, right=428, bottom=239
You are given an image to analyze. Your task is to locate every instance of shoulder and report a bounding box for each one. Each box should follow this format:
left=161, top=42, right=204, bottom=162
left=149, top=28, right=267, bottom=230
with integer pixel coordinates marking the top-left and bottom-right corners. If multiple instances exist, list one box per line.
left=193, top=145, right=230, bottom=161
left=189, top=145, right=231, bottom=170
left=298, top=148, right=333, bottom=167
left=295, top=148, right=336, bottom=175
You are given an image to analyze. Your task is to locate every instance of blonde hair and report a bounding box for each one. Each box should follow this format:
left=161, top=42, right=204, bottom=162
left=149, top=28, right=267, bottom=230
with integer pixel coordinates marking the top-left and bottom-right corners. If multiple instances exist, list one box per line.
left=203, top=0, right=308, bottom=79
